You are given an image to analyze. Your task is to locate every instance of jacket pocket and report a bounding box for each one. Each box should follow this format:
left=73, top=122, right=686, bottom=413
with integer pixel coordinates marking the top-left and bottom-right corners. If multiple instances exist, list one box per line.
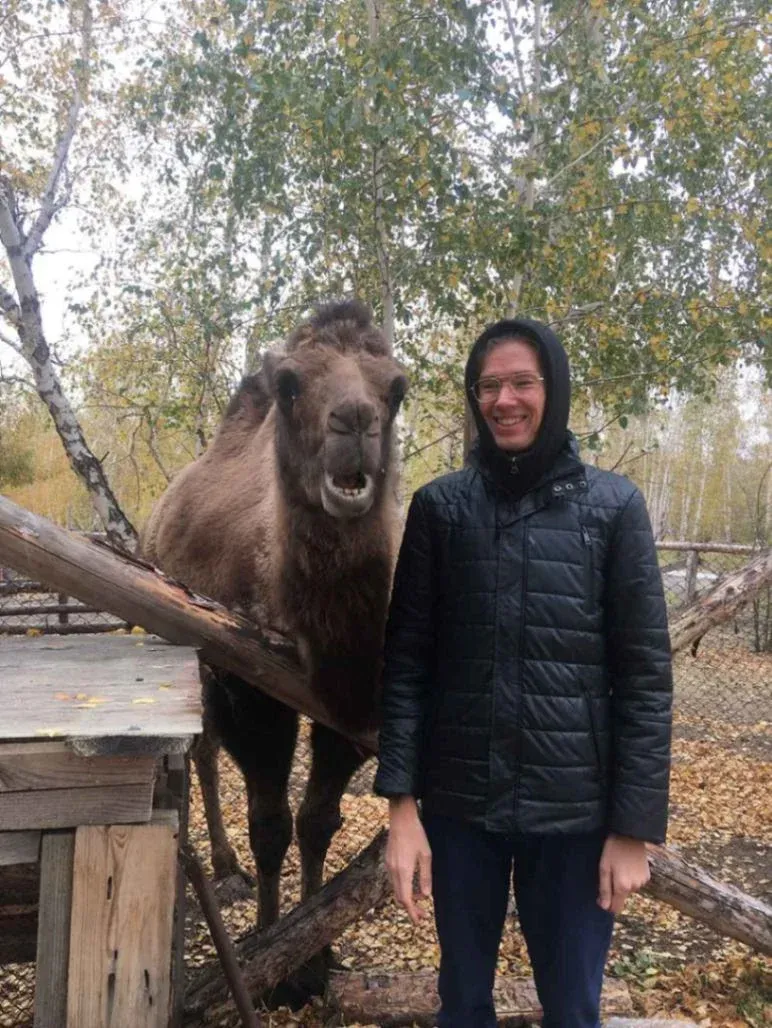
left=581, top=682, right=605, bottom=783
left=580, top=525, right=594, bottom=615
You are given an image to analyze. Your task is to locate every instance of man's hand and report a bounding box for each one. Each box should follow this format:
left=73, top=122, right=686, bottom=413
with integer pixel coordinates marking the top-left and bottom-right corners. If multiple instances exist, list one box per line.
left=598, top=833, right=650, bottom=914
left=386, top=796, right=432, bottom=924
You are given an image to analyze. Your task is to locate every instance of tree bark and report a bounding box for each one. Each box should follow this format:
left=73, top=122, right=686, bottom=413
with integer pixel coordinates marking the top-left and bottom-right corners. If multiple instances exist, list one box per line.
left=183, top=831, right=390, bottom=1024
left=365, top=0, right=396, bottom=348
left=645, top=844, right=772, bottom=956
left=179, top=846, right=261, bottom=1028
left=326, top=970, right=632, bottom=1027
left=668, top=548, right=772, bottom=654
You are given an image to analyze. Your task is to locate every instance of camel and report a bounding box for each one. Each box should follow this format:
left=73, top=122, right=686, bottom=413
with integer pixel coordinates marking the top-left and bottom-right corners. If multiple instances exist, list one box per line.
left=142, top=301, right=408, bottom=955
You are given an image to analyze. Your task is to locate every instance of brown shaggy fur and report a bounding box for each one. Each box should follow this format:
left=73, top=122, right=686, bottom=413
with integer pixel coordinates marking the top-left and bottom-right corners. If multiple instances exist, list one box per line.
left=142, top=301, right=407, bottom=980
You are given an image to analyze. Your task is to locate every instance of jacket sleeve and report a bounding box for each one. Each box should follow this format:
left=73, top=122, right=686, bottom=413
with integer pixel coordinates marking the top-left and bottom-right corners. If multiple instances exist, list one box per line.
left=373, top=491, right=436, bottom=798
left=605, top=487, right=673, bottom=843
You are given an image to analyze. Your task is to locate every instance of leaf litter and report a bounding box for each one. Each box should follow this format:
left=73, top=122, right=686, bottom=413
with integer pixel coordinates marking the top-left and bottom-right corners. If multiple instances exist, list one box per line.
left=184, top=712, right=771, bottom=1027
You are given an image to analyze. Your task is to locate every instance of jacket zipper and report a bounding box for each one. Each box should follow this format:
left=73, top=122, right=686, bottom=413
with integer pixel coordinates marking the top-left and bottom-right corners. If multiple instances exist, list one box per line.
left=581, top=524, right=594, bottom=614
left=580, top=682, right=604, bottom=782
left=513, top=520, right=529, bottom=822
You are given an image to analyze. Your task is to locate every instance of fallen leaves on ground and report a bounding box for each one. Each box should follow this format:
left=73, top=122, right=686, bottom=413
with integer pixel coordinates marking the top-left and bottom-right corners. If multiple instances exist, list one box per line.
left=182, top=711, right=771, bottom=1028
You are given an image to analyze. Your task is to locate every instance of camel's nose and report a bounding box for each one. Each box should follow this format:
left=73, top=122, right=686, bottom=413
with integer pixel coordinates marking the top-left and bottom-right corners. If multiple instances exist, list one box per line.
left=328, top=400, right=378, bottom=435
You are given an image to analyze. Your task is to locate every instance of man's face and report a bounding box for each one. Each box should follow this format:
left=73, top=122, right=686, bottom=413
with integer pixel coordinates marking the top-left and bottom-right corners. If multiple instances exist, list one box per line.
left=476, top=339, right=546, bottom=451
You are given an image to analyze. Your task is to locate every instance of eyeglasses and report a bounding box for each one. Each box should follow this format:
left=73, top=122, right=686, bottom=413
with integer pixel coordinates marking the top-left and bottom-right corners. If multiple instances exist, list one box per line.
left=472, top=374, right=544, bottom=402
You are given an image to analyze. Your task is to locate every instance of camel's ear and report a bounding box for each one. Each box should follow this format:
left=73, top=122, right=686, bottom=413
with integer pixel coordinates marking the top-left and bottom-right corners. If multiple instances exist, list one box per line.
left=225, top=372, right=272, bottom=424
left=260, top=349, right=282, bottom=385
left=262, top=350, right=303, bottom=413
left=387, top=373, right=409, bottom=420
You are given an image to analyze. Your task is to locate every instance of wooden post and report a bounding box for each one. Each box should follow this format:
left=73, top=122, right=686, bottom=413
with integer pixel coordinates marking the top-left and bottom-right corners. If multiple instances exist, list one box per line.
left=34, top=830, right=75, bottom=1028
left=684, top=549, right=699, bottom=604
left=66, top=820, right=178, bottom=1028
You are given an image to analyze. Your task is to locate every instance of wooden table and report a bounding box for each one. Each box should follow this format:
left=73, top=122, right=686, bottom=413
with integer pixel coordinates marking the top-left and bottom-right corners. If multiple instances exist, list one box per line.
left=0, top=634, right=202, bottom=1028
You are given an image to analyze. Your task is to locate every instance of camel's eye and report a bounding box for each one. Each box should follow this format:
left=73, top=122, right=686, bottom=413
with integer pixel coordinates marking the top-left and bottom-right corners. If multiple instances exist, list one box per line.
left=276, top=369, right=302, bottom=406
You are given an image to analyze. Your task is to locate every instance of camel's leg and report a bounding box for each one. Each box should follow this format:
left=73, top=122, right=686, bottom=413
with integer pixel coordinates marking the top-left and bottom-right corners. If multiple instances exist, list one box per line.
left=192, top=721, right=252, bottom=882
left=196, top=663, right=250, bottom=882
left=297, top=722, right=369, bottom=901
left=290, top=723, right=369, bottom=995
left=207, top=671, right=298, bottom=930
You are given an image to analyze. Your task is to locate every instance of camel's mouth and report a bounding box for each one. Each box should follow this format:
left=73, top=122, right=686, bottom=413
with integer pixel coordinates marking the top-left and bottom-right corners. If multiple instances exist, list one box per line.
left=322, top=471, right=375, bottom=517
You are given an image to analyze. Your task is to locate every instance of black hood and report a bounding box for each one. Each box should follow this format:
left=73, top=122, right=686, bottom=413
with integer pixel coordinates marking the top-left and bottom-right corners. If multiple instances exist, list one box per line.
left=465, top=317, right=571, bottom=496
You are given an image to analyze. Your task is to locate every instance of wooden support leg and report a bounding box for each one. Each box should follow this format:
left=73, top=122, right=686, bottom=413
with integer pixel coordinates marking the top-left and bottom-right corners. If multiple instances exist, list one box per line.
left=66, top=820, right=178, bottom=1028
left=166, top=752, right=190, bottom=1028
left=34, top=829, right=75, bottom=1028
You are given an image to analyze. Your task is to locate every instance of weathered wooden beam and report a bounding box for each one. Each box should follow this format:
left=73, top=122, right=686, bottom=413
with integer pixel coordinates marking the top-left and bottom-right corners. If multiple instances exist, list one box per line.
left=645, top=843, right=772, bottom=955
left=66, top=821, right=178, bottom=1028
left=0, top=495, right=375, bottom=752
left=326, top=970, right=632, bottom=1027
left=179, top=845, right=261, bottom=1028
left=656, top=541, right=757, bottom=553
left=0, top=830, right=40, bottom=866
left=184, top=830, right=390, bottom=1024
left=668, top=548, right=772, bottom=654
left=34, top=830, right=75, bottom=1026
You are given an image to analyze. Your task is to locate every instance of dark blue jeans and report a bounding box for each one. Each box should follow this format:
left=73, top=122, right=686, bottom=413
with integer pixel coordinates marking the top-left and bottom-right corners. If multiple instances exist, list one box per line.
left=423, top=813, right=614, bottom=1028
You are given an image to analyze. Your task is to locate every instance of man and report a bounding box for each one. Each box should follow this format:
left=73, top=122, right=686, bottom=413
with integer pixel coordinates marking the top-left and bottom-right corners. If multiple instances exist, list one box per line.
left=374, top=317, right=673, bottom=1028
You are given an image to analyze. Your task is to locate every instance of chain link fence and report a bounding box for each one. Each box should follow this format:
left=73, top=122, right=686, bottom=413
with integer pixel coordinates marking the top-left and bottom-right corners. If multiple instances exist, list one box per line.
left=0, top=563, right=130, bottom=637
left=658, top=543, right=771, bottom=723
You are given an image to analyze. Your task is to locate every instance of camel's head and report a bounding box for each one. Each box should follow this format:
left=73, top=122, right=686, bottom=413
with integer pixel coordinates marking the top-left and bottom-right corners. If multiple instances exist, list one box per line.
left=262, top=301, right=408, bottom=518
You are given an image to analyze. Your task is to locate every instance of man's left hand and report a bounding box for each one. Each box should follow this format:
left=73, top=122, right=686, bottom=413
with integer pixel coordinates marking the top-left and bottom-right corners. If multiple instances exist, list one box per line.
left=597, top=833, right=650, bottom=914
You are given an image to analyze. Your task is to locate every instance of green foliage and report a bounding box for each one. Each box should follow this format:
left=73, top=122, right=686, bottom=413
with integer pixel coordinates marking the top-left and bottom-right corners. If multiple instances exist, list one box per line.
left=2, top=0, right=769, bottom=511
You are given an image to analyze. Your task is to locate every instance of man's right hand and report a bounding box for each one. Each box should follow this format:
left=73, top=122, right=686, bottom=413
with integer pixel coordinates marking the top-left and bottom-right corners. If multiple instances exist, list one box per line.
left=385, top=796, right=433, bottom=924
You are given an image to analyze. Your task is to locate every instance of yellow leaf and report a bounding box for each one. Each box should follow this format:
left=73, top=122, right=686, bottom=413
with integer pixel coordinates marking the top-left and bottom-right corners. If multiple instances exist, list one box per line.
left=35, top=728, right=64, bottom=737
left=130, top=625, right=146, bottom=635
left=132, top=697, right=157, bottom=705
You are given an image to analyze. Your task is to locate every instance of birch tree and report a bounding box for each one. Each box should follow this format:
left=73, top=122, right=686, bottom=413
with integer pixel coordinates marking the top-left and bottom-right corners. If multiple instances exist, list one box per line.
left=0, top=0, right=138, bottom=550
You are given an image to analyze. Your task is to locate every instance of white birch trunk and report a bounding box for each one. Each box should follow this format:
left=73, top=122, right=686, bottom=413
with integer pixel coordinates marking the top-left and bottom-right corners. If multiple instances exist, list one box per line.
left=504, top=0, right=541, bottom=316
left=693, top=464, right=708, bottom=541
left=0, top=2, right=137, bottom=553
left=365, top=0, right=396, bottom=349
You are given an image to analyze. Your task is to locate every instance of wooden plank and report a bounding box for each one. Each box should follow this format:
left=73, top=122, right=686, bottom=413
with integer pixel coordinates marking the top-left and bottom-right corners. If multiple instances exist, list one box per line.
left=0, top=781, right=153, bottom=830
left=0, top=634, right=201, bottom=742
left=0, top=829, right=40, bottom=864
left=67, top=823, right=178, bottom=1028
left=167, top=754, right=189, bottom=1028
left=34, top=830, right=75, bottom=1028
left=71, top=734, right=194, bottom=757
left=0, top=748, right=155, bottom=792
left=328, top=970, right=632, bottom=1027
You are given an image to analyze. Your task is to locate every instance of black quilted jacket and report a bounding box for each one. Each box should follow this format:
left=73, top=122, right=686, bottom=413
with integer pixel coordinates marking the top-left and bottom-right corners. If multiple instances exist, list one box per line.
left=374, top=441, right=673, bottom=842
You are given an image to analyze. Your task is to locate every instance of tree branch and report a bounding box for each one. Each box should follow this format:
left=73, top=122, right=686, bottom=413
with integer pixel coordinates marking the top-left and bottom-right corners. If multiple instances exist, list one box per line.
left=22, top=0, right=92, bottom=259
left=23, top=100, right=82, bottom=258
left=0, top=284, right=22, bottom=330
